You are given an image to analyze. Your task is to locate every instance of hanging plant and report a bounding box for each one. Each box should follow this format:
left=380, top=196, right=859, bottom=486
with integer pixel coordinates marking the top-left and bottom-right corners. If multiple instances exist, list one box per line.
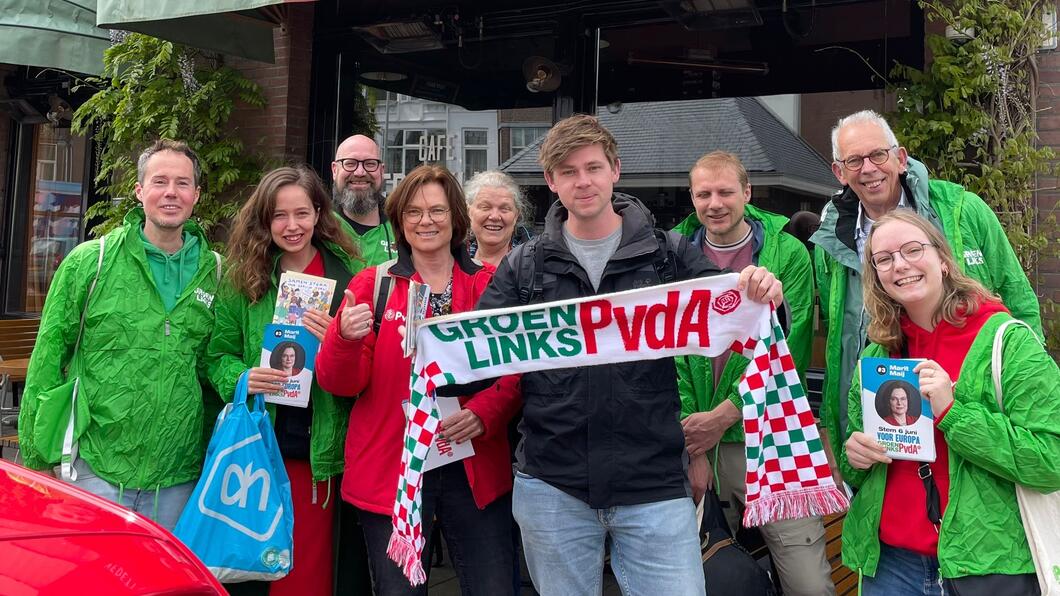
left=72, top=33, right=267, bottom=237
left=889, top=0, right=1059, bottom=350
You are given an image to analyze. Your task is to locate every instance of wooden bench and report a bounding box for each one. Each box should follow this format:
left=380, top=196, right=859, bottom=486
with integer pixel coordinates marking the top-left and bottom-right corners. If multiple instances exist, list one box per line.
left=825, top=513, right=858, bottom=594
left=0, top=318, right=40, bottom=361
left=0, top=319, right=40, bottom=429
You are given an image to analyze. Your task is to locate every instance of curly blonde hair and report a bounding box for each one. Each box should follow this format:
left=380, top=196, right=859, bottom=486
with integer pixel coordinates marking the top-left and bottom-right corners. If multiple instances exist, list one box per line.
left=226, top=166, right=359, bottom=303
left=863, top=210, right=997, bottom=351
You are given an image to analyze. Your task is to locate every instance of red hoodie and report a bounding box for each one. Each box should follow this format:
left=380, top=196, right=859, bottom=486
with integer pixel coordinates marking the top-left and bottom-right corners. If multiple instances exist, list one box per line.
left=878, top=299, right=1008, bottom=555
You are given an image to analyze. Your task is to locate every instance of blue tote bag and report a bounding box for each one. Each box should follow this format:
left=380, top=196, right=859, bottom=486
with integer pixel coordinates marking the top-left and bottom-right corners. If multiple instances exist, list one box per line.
left=174, top=371, right=294, bottom=582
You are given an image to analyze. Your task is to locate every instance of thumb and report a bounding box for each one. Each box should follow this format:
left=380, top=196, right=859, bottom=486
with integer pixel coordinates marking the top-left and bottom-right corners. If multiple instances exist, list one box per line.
left=343, top=288, right=356, bottom=306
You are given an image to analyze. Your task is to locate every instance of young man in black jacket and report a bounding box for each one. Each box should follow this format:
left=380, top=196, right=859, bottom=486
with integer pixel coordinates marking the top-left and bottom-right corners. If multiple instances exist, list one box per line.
left=477, top=115, right=783, bottom=595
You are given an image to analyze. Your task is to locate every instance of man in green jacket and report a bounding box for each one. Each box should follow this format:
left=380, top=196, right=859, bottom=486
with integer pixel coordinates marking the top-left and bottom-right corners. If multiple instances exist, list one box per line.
left=332, top=134, right=396, bottom=266
left=674, top=152, right=830, bottom=596
left=19, top=139, right=221, bottom=530
left=812, top=109, right=1042, bottom=462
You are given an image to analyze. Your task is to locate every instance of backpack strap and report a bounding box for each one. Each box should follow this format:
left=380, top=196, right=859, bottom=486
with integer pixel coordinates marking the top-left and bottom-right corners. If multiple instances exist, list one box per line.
left=372, top=258, right=397, bottom=334
left=518, top=238, right=545, bottom=305
left=653, top=229, right=679, bottom=284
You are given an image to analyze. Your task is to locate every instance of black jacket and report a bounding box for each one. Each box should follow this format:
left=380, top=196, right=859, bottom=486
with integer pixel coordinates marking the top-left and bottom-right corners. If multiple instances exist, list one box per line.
left=477, top=193, right=723, bottom=508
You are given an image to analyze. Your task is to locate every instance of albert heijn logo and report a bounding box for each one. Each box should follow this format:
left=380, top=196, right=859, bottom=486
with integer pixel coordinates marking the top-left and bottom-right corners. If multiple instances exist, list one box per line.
left=197, top=433, right=284, bottom=541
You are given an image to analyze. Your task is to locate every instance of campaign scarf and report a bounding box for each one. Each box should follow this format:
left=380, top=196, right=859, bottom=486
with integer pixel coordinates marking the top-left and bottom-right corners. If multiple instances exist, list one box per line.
left=387, top=273, right=849, bottom=585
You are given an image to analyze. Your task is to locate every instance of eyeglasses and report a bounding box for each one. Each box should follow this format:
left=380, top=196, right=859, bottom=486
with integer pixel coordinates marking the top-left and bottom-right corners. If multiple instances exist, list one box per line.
left=334, top=158, right=382, bottom=173
left=837, top=145, right=897, bottom=171
left=403, top=207, right=450, bottom=223
left=870, top=241, right=936, bottom=272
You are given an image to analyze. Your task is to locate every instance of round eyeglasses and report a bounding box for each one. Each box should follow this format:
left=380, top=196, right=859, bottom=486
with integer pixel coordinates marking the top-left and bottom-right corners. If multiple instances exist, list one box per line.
left=403, top=207, right=450, bottom=223
left=334, top=158, right=382, bottom=173
left=837, top=145, right=897, bottom=171
left=870, top=240, right=936, bottom=272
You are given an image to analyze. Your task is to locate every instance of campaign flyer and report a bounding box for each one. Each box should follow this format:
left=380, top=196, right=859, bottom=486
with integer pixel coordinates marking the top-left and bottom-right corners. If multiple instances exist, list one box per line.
left=860, top=357, right=935, bottom=462
left=422, top=395, right=475, bottom=472
left=259, top=324, right=319, bottom=408
left=273, top=272, right=336, bottom=326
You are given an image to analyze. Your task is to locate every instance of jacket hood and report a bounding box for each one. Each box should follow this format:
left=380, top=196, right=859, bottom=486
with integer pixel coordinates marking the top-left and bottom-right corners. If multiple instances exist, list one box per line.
left=387, top=240, right=484, bottom=279
left=122, top=206, right=209, bottom=243
left=541, top=192, right=660, bottom=257
left=899, top=298, right=1008, bottom=357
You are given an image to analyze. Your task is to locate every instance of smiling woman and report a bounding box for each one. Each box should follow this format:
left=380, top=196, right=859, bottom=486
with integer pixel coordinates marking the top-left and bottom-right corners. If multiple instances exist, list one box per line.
left=204, top=165, right=362, bottom=595
left=839, top=209, right=1060, bottom=596
left=464, top=170, right=533, bottom=267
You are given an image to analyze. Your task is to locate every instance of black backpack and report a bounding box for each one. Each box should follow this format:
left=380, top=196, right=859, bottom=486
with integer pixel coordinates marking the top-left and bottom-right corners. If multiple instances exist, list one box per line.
left=699, top=488, right=777, bottom=596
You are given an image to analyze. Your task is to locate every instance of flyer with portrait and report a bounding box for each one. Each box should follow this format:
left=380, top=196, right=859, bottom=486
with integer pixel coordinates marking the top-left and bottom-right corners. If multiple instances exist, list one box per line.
left=259, top=324, right=319, bottom=408
left=273, top=272, right=336, bottom=326
left=860, top=357, right=935, bottom=462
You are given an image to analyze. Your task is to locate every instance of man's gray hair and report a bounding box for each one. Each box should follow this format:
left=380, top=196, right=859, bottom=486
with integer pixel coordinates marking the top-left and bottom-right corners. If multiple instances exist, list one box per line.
left=137, top=139, right=202, bottom=186
left=830, top=110, right=900, bottom=161
left=464, top=170, right=532, bottom=223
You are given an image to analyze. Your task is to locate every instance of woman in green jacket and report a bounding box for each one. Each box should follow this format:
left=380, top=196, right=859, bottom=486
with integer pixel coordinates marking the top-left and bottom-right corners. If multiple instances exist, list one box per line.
left=206, top=166, right=362, bottom=595
left=840, top=210, right=1058, bottom=595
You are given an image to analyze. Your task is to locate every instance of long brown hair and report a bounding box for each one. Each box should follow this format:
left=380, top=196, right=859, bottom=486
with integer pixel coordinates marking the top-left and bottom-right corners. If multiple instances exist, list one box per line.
left=226, top=166, right=360, bottom=302
left=384, top=164, right=470, bottom=253
left=863, top=210, right=996, bottom=351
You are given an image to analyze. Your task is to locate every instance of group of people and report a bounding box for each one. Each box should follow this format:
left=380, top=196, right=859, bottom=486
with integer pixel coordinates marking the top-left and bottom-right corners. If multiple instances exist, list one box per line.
left=16, top=107, right=1058, bottom=596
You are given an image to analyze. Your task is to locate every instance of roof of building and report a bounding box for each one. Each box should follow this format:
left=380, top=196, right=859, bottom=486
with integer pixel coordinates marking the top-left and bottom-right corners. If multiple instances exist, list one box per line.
left=500, top=97, right=837, bottom=196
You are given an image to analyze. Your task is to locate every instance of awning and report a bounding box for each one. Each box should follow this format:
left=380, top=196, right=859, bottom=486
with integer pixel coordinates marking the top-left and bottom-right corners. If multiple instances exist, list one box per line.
left=96, top=0, right=314, bottom=63
left=0, top=0, right=110, bottom=75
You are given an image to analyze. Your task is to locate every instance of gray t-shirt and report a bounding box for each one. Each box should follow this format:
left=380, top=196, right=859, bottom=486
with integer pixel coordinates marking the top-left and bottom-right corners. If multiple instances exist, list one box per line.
left=563, top=224, right=622, bottom=291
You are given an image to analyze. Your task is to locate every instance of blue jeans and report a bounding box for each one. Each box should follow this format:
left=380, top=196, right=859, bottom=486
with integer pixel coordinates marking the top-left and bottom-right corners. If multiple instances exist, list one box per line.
left=863, top=543, right=943, bottom=596
left=63, top=457, right=195, bottom=531
left=357, top=462, right=514, bottom=596
left=512, top=472, right=705, bottom=596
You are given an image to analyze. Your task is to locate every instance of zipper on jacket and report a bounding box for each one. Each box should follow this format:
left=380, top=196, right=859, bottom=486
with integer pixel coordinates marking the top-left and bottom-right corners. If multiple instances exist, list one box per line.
left=165, top=319, right=171, bottom=336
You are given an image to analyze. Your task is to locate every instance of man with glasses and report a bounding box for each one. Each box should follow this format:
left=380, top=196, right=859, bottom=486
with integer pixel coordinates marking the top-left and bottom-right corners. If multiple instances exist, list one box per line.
left=332, top=134, right=396, bottom=266
left=331, top=134, right=394, bottom=595
left=811, top=109, right=1042, bottom=462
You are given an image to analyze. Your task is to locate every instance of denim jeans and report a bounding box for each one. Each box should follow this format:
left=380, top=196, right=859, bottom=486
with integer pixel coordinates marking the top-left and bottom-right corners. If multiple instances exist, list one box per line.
left=863, top=543, right=943, bottom=596
left=512, top=472, right=705, bottom=596
left=357, top=462, right=514, bottom=596
left=62, top=457, right=195, bottom=532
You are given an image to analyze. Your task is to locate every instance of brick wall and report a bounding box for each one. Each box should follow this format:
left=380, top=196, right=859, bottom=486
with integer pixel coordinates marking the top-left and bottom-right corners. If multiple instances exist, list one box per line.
left=1036, top=20, right=1060, bottom=331
left=226, top=3, right=314, bottom=165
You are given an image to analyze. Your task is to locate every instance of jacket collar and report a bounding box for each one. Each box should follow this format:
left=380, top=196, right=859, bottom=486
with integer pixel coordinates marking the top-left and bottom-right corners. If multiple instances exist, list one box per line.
left=387, top=241, right=483, bottom=279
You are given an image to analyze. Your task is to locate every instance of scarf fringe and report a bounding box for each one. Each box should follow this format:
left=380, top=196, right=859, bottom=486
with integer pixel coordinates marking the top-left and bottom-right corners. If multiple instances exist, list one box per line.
left=742, top=486, right=849, bottom=528
left=386, top=530, right=427, bottom=586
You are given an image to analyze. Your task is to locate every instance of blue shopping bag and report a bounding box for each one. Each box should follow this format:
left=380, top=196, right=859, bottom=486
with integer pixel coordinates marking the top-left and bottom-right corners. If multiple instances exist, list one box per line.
left=174, top=371, right=294, bottom=582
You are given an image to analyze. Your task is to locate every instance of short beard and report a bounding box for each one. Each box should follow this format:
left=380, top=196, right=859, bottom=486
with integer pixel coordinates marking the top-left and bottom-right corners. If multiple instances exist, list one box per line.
left=334, top=186, right=380, bottom=218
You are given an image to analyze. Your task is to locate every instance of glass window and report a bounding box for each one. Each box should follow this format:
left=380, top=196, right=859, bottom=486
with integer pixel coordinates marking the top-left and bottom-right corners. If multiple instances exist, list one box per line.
left=510, top=127, right=549, bottom=155
left=18, top=126, right=87, bottom=313
left=463, top=128, right=489, bottom=181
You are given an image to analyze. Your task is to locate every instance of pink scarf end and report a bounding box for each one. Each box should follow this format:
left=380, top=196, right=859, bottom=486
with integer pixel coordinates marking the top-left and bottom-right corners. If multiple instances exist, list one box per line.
left=742, top=486, right=850, bottom=528
left=387, top=530, right=427, bottom=586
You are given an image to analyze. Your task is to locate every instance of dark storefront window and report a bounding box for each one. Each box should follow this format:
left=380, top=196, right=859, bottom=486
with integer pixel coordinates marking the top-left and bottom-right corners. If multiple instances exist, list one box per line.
left=3, top=125, right=88, bottom=314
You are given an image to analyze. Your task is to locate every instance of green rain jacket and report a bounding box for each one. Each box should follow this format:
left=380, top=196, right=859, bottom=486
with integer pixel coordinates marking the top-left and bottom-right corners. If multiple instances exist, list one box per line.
left=811, top=157, right=1043, bottom=456
left=19, top=208, right=221, bottom=488
left=337, top=213, right=395, bottom=267
left=205, top=241, right=362, bottom=481
left=839, top=312, right=1060, bottom=579
left=673, top=205, right=814, bottom=442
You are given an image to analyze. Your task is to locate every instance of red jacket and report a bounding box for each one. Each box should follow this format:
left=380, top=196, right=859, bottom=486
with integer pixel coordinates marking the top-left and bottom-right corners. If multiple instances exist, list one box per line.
left=316, top=247, right=521, bottom=515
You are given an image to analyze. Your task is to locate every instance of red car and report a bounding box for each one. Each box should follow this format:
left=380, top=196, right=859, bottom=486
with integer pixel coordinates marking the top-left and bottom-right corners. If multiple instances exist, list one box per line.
left=0, top=459, right=225, bottom=595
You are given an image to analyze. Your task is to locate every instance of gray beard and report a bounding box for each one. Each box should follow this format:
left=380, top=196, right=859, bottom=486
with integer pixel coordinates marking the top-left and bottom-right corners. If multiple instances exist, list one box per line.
left=334, top=186, right=381, bottom=217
